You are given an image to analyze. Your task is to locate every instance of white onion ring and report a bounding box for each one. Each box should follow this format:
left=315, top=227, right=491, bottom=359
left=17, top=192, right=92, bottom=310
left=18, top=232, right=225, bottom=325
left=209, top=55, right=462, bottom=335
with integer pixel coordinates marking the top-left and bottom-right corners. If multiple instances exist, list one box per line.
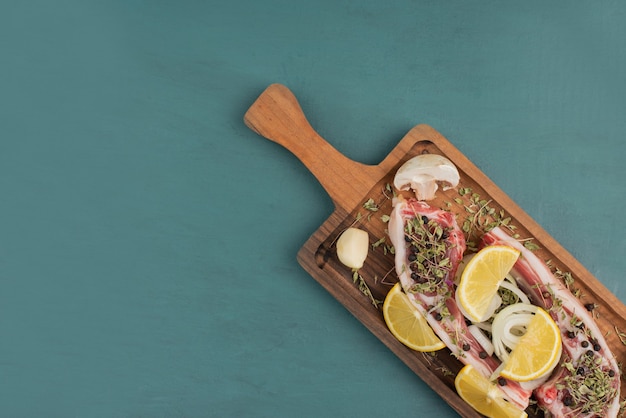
left=499, top=279, right=531, bottom=305
left=491, top=303, right=537, bottom=363
left=472, top=321, right=492, bottom=333
left=454, top=291, right=501, bottom=324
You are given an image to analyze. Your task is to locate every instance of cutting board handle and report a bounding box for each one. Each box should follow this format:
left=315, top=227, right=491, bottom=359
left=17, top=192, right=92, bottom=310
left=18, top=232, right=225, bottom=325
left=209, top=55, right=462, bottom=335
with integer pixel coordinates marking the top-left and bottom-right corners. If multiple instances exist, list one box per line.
left=244, top=84, right=383, bottom=211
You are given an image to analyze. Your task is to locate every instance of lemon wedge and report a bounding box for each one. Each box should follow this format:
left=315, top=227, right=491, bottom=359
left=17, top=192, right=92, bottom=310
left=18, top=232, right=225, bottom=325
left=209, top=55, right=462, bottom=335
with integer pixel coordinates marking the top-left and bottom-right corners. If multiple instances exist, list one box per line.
left=455, top=364, right=528, bottom=418
left=499, top=307, right=562, bottom=382
left=457, top=245, right=520, bottom=322
left=383, top=283, right=445, bottom=352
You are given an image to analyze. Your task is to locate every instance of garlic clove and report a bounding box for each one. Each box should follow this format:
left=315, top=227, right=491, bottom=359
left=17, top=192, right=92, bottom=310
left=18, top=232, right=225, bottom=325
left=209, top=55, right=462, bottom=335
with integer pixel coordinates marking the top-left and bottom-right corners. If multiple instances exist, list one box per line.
left=336, top=227, right=369, bottom=269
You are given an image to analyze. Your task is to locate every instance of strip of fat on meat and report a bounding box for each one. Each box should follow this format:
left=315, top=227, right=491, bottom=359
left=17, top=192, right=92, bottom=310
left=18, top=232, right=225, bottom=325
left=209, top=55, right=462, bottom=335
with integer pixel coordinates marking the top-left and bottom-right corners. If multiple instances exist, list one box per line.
left=482, top=227, right=621, bottom=417
left=388, top=197, right=533, bottom=410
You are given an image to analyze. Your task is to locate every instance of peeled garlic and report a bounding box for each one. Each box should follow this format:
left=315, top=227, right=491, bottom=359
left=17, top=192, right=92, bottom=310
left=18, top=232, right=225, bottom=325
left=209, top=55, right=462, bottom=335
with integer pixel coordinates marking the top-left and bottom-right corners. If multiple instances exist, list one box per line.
left=336, top=227, right=369, bottom=269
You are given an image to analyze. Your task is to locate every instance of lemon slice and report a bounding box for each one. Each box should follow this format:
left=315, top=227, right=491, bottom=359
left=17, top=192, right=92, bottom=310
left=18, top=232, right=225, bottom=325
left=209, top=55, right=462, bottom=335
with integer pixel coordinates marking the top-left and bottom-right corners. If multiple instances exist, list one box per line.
left=457, top=245, right=520, bottom=322
left=383, top=283, right=445, bottom=352
left=500, top=307, right=562, bottom=382
left=455, top=365, right=528, bottom=418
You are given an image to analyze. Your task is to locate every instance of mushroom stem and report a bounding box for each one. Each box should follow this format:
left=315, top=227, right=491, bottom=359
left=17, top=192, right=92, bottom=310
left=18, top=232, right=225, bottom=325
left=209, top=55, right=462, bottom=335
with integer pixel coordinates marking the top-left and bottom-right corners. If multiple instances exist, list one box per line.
left=393, top=154, right=460, bottom=200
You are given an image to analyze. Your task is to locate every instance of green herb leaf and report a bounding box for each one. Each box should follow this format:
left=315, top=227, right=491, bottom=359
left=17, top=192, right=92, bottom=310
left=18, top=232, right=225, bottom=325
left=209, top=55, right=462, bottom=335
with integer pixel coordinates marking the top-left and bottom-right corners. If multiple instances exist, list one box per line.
left=363, top=198, right=379, bottom=212
left=523, top=241, right=541, bottom=251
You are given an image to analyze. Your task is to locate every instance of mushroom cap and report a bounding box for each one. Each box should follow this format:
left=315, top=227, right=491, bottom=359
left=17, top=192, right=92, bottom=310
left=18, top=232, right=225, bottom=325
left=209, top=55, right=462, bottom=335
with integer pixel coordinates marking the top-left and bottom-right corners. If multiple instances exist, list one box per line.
left=393, top=154, right=460, bottom=201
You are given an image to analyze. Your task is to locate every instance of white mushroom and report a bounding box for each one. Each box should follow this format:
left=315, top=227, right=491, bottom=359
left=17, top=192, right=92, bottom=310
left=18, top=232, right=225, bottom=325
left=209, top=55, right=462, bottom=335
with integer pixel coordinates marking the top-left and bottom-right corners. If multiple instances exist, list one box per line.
left=393, top=154, right=460, bottom=201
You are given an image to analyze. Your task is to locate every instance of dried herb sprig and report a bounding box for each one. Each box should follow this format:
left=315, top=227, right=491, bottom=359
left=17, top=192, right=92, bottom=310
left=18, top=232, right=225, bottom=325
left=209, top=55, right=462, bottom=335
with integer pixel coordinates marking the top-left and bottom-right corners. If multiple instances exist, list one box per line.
left=379, top=266, right=398, bottom=286
left=420, top=352, right=454, bottom=377
left=405, top=216, right=453, bottom=291
left=371, top=236, right=395, bottom=256
left=382, top=182, right=395, bottom=200
left=351, top=192, right=392, bottom=228
left=615, top=326, right=626, bottom=346
left=343, top=193, right=395, bottom=309
left=402, top=214, right=455, bottom=317
left=546, top=260, right=584, bottom=299
left=557, top=352, right=618, bottom=415
left=363, top=198, right=379, bottom=212
left=522, top=240, right=540, bottom=251
left=455, top=187, right=518, bottom=251
left=530, top=282, right=565, bottom=320
left=352, top=270, right=382, bottom=308
left=371, top=237, right=386, bottom=249
left=497, top=286, right=522, bottom=310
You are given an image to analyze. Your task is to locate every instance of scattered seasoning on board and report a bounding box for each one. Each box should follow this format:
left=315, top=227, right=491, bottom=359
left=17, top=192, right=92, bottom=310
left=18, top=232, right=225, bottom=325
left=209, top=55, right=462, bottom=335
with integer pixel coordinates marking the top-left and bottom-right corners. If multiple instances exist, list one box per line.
left=614, top=326, right=626, bottom=346
left=547, top=260, right=583, bottom=299
left=352, top=270, right=382, bottom=308
left=557, top=352, right=618, bottom=415
left=453, top=187, right=519, bottom=252
left=342, top=191, right=398, bottom=308
left=403, top=215, right=453, bottom=299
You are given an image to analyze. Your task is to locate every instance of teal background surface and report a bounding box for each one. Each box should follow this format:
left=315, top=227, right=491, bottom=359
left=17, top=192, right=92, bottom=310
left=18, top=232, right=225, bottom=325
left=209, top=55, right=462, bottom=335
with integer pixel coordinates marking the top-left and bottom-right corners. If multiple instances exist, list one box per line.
left=2, top=1, right=625, bottom=417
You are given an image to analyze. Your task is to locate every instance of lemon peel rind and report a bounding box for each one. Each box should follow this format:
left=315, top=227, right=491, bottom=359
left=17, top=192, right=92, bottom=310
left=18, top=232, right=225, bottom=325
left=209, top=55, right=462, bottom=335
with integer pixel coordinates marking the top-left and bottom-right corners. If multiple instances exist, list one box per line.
left=457, top=245, right=521, bottom=323
left=383, top=283, right=446, bottom=352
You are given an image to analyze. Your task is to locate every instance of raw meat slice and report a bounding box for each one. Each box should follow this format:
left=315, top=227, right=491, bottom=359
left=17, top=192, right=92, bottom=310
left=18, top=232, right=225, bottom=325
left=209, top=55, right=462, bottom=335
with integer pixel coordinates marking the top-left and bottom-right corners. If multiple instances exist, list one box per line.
left=389, top=197, right=533, bottom=410
left=482, top=227, right=621, bottom=417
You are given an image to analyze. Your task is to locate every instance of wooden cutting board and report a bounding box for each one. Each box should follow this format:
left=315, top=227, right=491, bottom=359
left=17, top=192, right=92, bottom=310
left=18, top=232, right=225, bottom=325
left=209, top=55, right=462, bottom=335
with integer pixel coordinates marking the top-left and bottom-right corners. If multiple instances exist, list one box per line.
left=244, top=84, right=626, bottom=417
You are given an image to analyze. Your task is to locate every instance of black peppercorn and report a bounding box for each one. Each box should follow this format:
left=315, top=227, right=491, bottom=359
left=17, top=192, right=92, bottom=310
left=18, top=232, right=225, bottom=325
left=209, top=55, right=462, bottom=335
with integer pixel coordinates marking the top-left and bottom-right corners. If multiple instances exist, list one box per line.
left=563, top=395, right=574, bottom=407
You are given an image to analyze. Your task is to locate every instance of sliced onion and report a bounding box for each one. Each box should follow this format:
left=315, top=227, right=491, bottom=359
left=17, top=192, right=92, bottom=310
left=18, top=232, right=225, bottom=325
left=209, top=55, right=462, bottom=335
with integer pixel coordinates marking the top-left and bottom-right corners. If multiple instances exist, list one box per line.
left=483, top=293, right=503, bottom=321
left=500, top=314, right=533, bottom=347
left=468, top=324, right=494, bottom=356
left=504, top=273, right=517, bottom=283
left=491, top=303, right=537, bottom=363
left=454, top=291, right=501, bottom=323
left=472, top=321, right=492, bottom=333
left=499, top=279, right=531, bottom=305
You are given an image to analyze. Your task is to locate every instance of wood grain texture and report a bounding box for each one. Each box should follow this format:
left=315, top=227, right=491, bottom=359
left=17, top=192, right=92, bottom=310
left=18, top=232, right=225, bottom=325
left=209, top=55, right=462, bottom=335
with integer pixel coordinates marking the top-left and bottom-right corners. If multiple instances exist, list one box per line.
left=244, top=84, right=626, bottom=417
